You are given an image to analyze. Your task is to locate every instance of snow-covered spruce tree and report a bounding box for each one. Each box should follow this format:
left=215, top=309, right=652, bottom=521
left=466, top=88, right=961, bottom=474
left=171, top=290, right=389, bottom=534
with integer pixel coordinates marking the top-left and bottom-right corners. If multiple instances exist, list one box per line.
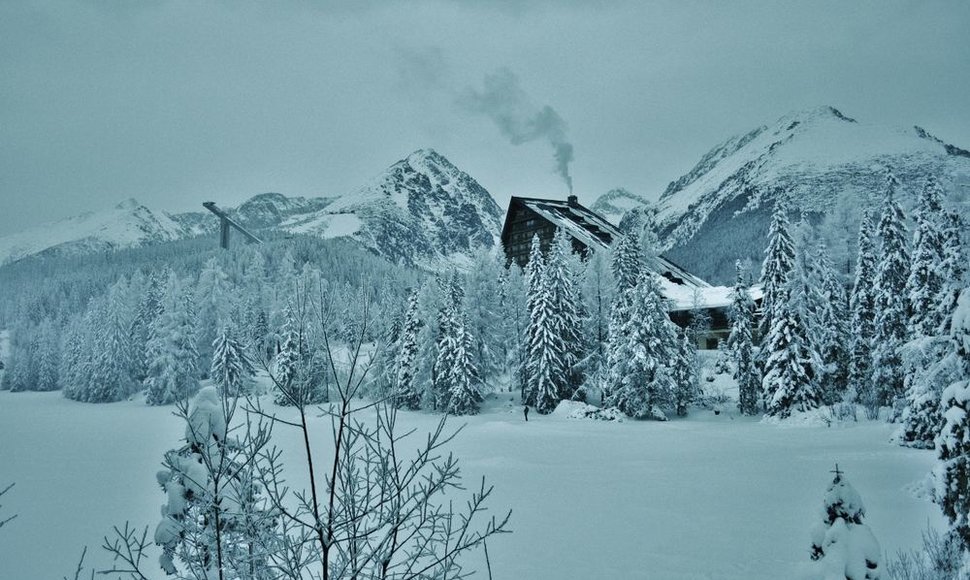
left=155, top=386, right=277, bottom=579
left=809, top=466, right=883, bottom=579
left=935, top=288, right=970, bottom=555
left=271, top=304, right=328, bottom=407
left=605, top=271, right=677, bottom=420
left=393, top=288, right=422, bottom=410
left=936, top=211, right=966, bottom=336
left=81, top=279, right=137, bottom=403
left=445, top=306, right=482, bottom=416
left=498, top=263, right=530, bottom=390
left=728, top=260, right=761, bottom=415
left=34, top=319, right=60, bottom=392
left=906, top=176, right=946, bottom=338
left=541, top=229, right=587, bottom=404
left=195, top=258, right=233, bottom=378
left=673, top=329, right=697, bottom=417
left=871, top=172, right=911, bottom=411
left=463, top=249, right=506, bottom=382
left=522, top=235, right=546, bottom=406
left=810, top=241, right=851, bottom=405
left=579, top=248, right=615, bottom=400
left=130, top=272, right=165, bottom=382
left=762, top=253, right=821, bottom=418
left=759, top=201, right=796, bottom=343
left=211, top=324, right=256, bottom=397
left=432, top=275, right=461, bottom=411
left=527, top=250, right=565, bottom=414
left=848, top=209, right=879, bottom=411
left=145, top=274, right=200, bottom=406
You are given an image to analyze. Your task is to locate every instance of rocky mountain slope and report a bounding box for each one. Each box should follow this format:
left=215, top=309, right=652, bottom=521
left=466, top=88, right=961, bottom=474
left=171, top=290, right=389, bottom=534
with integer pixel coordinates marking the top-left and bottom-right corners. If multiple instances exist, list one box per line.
left=589, top=188, right=653, bottom=226
left=596, top=106, right=970, bottom=283
left=275, top=149, right=503, bottom=268
left=0, top=150, right=503, bottom=269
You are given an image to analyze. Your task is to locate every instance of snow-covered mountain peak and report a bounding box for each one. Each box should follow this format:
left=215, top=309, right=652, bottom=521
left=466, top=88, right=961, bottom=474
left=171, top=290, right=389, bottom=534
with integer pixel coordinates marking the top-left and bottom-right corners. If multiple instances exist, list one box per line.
left=654, top=107, right=970, bottom=283
left=0, top=198, right=187, bottom=265
left=589, top=188, right=653, bottom=225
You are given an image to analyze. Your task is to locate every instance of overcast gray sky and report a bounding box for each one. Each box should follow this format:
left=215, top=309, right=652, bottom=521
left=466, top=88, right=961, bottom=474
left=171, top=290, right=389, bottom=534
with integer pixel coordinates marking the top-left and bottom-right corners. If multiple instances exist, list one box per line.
left=2, top=0, right=969, bottom=236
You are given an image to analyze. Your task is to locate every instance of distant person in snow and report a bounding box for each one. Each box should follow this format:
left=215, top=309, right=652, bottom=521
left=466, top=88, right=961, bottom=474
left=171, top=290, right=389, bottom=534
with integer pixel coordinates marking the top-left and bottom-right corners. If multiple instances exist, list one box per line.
left=524, top=405, right=530, bottom=421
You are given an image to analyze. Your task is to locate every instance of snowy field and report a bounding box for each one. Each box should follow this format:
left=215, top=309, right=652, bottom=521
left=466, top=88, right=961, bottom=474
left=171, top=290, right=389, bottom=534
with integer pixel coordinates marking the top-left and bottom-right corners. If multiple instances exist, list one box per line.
left=0, top=387, right=944, bottom=580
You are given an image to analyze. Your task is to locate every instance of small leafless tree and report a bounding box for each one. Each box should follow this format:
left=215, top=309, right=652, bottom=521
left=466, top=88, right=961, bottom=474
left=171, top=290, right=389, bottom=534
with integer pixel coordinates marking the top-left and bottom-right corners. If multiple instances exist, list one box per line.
left=77, top=275, right=510, bottom=580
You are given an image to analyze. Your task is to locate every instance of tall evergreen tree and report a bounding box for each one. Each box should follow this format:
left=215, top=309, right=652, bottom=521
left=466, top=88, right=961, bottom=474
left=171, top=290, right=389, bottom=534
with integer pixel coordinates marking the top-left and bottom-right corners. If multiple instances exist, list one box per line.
left=144, top=275, right=200, bottom=406
left=604, top=272, right=677, bottom=420
left=445, top=307, right=482, bottom=416
left=728, top=261, right=761, bottom=415
left=871, top=172, right=911, bottom=410
left=211, top=324, right=256, bottom=396
left=906, top=176, right=946, bottom=337
left=394, top=289, right=422, bottom=410
left=673, top=329, right=697, bottom=417
left=759, top=202, right=796, bottom=342
left=543, top=229, right=587, bottom=402
left=762, top=257, right=821, bottom=418
left=82, top=279, right=137, bottom=403
left=810, top=241, right=851, bottom=404
left=936, top=211, right=966, bottom=335
left=935, top=288, right=970, bottom=553
left=848, top=209, right=879, bottom=407
left=527, top=249, right=566, bottom=414
left=130, top=272, right=165, bottom=382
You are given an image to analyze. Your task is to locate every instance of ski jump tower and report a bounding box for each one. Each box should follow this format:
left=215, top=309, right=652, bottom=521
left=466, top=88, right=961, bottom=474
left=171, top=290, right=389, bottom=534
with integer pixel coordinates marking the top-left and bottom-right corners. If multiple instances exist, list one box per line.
left=202, top=202, right=263, bottom=249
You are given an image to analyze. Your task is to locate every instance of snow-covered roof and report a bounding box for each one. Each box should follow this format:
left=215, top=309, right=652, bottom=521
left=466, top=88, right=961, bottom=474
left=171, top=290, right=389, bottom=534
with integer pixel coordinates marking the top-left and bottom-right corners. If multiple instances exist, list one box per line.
left=509, top=196, right=712, bottom=290
left=663, top=280, right=764, bottom=311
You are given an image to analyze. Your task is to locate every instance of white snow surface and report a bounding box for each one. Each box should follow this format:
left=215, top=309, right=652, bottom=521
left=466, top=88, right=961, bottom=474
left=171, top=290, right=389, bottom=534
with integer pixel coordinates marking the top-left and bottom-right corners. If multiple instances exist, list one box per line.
left=0, top=388, right=944, bottom=579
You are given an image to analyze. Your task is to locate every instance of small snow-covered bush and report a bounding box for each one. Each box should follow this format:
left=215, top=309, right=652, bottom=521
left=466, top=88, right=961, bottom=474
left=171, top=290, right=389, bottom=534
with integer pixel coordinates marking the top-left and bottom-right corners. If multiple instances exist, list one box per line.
left=886, top=525, right=965, bottom=580
left=552, top=400, right=624, bottom=422
left=808, top=467, right=883, bottom=579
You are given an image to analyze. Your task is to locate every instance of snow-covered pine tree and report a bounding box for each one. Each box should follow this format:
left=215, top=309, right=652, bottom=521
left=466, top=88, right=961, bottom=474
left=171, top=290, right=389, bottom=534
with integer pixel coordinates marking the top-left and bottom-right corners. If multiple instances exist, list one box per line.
left=871, top=172, right=911, bottom=411
left=211, top=324, right=256, bottom=396
left=130, top=272, right=164, bottom=382
left=759, top=202, right=796, bottom=342
left=394, top=289, right=422, bottom=410
left=811, top=241, right=851, bottom=404
left=936, top=211, right=966, bottom=336
left=522, top=235, right=546, bottom=406
left=935, top=288, right=970, bottom=554
left=543, top=229, right=586, bottom=402
left=498, top=263, right=529, bottom=390
left=144, top=275, right=200, bottom=406
left=605, top=271, right=677, bottom=420
left=848, top=209, right=879, bottom=408
left=464, top=250, right=506, bottom=382
left=809, top=466, right=883, bottom=579
left=271, top=305, right=328, bottom=407
left=906, top=176, right=946, bottom=337
left=195, top=257, right=232, bottom=377
left=446, top=307, right=482, bottom=416
left=762, top=253, right=821, bottom=418
left=527, top=248, right=565, bottom=414
left=34, top=319, right=60, bottom=392
left=673, top=329, right=697, bottom=417
left=579, top=248, right=614, bottom=400
left=83, top=279, right=137, bottom=403
left=155, top=386, right=276, bottom=578
left=728, top=260, right=761, bottom=415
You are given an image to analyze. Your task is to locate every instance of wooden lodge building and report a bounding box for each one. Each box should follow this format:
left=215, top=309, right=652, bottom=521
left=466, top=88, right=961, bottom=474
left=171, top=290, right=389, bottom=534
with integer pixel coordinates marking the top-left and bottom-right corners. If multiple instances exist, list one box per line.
left=500, top=195, right=761, bottom=349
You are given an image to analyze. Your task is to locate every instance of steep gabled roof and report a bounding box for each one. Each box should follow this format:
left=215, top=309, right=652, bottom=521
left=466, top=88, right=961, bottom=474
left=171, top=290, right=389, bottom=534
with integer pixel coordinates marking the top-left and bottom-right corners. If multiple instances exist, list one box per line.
left=504, top=195, right=711, bottom=289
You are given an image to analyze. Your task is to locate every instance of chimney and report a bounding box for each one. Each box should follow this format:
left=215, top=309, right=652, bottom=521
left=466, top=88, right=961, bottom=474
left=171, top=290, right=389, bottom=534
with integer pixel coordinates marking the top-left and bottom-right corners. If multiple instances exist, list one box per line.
left=567, top=194, right=578, bottom=207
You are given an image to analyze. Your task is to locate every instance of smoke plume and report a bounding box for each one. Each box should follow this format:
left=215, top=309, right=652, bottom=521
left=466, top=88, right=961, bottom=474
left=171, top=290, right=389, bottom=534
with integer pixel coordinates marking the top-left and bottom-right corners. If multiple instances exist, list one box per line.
left=459, top=68, right=574, bottom=192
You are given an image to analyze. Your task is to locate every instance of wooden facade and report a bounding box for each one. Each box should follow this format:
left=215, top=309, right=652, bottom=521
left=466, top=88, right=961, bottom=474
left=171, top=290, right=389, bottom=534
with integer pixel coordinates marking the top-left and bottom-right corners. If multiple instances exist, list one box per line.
left=499, top=194, right=757, bottom=349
